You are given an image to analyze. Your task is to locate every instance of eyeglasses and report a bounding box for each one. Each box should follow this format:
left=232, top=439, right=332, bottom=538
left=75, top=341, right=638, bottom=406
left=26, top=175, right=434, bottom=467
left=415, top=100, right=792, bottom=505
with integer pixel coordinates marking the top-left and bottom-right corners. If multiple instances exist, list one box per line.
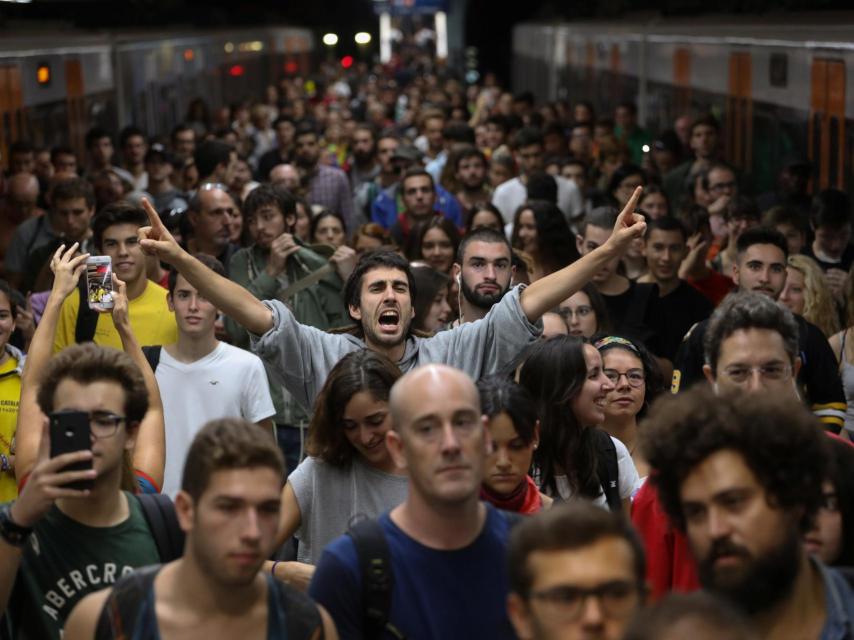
left=530, top=581, right=641, bottom=622
left=88, top=411, right=127, bottom=439
left=720, top=363, right=791, bottom=384
left=603, top=368, right=645, bottom=388
left=558, top=305, right=593, bottom=320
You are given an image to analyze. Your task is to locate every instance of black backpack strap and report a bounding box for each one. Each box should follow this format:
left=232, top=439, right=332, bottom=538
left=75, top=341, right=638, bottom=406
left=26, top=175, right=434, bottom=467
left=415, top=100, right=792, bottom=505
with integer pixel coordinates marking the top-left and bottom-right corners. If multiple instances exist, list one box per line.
left=141, top=346, right=162, bottom=373
left=75, top=275, right=100, bottom=344
left=594, top=429, right=622, bottom=512
left=135, top=494, right=185, bottom=562
left=346, top=518, right=406, bottom=640
left=94, top=565, right=161, bottom=640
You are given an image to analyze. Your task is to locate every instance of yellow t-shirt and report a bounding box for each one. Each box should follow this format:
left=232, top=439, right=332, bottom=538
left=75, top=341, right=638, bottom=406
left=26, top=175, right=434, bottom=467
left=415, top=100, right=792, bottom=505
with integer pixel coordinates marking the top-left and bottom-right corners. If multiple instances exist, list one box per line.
left=0, top=355, right=21, bottom=503
left=53, top=280, right=178, bottom=353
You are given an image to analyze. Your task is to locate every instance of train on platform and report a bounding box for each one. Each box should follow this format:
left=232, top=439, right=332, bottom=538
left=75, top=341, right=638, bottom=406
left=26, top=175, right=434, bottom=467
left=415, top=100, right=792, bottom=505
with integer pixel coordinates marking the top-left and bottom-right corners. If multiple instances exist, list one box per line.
left=0, top=26, right=315, bottom=163
left=512, top=17, right=854, bottom=195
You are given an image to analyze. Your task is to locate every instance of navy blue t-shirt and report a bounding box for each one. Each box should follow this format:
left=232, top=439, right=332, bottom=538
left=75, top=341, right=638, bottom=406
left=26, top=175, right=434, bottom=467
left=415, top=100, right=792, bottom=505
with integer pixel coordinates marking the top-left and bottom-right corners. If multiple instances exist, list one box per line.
left=308, top=504, right=517, bottom=640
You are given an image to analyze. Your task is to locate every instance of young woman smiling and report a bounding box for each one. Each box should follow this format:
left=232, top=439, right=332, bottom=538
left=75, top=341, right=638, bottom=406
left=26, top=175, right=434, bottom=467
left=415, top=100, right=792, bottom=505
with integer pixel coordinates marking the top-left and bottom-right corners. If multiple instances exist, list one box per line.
left=519, top=335, right=639, bottom=513
left=270, top=350, right=408, bottom=587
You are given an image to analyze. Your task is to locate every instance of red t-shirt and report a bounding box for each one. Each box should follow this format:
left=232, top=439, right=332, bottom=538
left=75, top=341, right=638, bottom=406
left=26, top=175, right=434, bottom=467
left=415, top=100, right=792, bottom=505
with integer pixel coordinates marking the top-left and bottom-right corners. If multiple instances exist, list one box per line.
left=687, top=270, right=734, bottom=307
left=631, top=480, right=700, bottom=600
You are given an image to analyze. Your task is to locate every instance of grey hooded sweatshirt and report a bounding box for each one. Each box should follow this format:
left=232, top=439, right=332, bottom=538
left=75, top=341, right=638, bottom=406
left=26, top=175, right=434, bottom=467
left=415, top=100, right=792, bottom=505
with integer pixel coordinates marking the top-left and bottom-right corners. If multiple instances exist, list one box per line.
left=250, top=285, right=542, bottom=411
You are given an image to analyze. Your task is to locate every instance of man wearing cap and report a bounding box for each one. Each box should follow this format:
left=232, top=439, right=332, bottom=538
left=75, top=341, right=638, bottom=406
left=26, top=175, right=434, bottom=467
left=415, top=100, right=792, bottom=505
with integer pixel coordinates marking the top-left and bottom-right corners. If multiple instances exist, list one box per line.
left=144, top=144, right=188, bottom=215
left=370, top=144, right=463, bottom=230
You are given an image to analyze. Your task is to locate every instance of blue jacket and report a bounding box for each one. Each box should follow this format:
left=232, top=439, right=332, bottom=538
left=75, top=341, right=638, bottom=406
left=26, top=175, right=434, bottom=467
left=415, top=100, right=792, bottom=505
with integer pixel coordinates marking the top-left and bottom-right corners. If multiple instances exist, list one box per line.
left=371, top=183, right=463, bottom=229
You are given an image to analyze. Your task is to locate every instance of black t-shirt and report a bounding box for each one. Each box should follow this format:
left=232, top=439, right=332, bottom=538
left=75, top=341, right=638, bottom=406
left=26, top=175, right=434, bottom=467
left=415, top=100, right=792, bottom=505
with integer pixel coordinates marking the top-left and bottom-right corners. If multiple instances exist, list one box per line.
left=642, top=281, right=714, bottom=362
left=601, top=279, right=637, bottom=334
left=672, top=314, right=846, bottom=432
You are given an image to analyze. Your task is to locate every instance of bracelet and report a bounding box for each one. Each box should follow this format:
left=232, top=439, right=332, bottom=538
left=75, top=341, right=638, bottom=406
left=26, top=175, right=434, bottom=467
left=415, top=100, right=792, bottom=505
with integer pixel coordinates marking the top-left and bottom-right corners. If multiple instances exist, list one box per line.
left=270, top=560, right=281, bottom=579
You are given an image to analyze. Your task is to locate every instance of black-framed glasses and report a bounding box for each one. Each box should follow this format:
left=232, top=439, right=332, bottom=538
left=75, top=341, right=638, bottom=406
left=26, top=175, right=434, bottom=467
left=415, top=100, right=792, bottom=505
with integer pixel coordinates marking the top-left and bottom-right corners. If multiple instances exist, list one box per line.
left=88, top=411, right=127, bottom=439
left=530, top=580, right=641, bottom=621
left=603, top=368, right=645, bottom=388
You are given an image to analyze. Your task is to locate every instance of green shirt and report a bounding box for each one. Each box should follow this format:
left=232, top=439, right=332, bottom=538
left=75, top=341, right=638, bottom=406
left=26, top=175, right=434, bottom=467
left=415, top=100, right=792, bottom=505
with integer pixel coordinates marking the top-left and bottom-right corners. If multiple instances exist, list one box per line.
left=9, top=492, right=160, bottom=639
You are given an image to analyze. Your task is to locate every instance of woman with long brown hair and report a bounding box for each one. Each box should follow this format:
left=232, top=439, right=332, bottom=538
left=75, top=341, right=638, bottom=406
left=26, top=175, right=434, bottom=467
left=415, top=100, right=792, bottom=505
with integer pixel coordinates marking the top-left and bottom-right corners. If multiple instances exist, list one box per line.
left=270, top=349, right=408, bottom=587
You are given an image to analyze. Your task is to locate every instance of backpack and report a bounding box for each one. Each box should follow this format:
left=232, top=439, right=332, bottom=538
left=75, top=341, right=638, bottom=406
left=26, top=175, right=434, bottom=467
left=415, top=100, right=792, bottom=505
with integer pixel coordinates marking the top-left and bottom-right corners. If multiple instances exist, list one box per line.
left=594, top=428, right=622, bottom=512
left=134, top=493, right=184, bottom=563
left=347, top=510, right=523, bottom=640
left=94, top=565, right=322, bottom=640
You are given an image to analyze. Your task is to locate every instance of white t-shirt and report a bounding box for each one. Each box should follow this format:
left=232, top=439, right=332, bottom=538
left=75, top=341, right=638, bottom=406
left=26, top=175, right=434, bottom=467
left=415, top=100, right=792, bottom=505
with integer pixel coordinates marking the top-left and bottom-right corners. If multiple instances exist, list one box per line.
left=553, top=436, right=639, bottom=510
left=491, top=175, right=583, bottom=226
left=158, top=342, right=276, bottom=496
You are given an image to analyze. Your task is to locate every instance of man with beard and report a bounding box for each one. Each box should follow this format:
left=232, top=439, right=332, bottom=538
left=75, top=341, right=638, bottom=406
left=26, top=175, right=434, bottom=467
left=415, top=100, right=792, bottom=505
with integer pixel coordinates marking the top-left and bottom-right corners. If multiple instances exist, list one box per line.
left=640, top=386, right=854, bottom=640
left=138, top=187, right=647, bottom=413
left=63, top=418, right=337, bottom=639
left=672, top=226, right=845, bottom=433
left=453, top=146, right=490, bottom=214
left=293, top=123, right=353, bottom=232
left=452, top=228, right=514, bottom=324
left=347, top=124, right=379, bottom=192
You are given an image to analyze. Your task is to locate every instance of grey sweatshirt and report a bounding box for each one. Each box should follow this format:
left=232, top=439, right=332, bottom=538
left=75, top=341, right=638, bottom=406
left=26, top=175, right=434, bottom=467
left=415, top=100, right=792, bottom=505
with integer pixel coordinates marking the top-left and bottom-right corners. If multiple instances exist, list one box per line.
left=250, top=285, right=542, bottom=411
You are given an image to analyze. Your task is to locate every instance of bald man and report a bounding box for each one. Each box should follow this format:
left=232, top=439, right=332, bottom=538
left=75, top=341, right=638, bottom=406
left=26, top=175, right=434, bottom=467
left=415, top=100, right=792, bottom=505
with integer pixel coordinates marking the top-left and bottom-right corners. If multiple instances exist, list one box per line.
left=269, top=163, right=301, bottom=193
left=0, top=173, right=43, bottom=272
left=309, top=365, right=519, bottom=640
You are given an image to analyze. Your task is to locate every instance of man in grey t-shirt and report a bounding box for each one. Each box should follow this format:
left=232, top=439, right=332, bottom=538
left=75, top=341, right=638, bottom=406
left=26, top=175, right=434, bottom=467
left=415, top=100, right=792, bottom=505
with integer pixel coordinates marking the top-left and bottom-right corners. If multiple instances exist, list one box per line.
left=136, top=187, right=647, bottom=409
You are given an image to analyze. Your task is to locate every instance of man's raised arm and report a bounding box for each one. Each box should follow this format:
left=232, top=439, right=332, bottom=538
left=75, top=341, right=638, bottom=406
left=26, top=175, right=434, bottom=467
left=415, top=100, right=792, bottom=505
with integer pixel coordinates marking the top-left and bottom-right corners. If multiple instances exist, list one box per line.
left=520, top=187, right=646, bottom=322
left=138, top=198, right=274, bottom=336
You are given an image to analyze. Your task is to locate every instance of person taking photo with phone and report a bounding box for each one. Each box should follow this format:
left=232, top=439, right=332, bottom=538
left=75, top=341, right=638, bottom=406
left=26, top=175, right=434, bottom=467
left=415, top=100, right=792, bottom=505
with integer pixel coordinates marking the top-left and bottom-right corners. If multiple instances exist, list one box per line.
left=0, top=245, right=168, bottom=639
left=52, top=202, right=177, bottom=353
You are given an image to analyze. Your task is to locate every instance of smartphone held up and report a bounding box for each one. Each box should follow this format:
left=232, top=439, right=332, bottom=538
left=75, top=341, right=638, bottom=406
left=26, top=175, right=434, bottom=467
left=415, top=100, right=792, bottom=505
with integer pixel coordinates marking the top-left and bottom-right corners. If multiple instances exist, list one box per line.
left=85, top=256, right=114, bottom=311
left=48, top=410, right=93, bottom=491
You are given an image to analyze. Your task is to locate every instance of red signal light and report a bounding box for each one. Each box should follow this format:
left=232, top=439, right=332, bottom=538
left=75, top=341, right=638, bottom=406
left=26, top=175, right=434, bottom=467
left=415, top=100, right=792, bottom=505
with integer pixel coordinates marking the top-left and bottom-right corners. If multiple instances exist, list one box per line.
left=229, top=64, right=245, bottom=77
left=341, top=55, right=354, bottom=69
left=284, top=60, right=299, bottom=74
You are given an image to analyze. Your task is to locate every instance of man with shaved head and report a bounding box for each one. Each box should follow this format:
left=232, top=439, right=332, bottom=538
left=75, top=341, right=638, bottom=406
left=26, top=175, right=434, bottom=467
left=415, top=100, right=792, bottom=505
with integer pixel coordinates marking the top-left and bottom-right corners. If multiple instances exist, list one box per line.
left=269, top=163, right=301, bottom=194
left=309, top=364, right=519, bottom=639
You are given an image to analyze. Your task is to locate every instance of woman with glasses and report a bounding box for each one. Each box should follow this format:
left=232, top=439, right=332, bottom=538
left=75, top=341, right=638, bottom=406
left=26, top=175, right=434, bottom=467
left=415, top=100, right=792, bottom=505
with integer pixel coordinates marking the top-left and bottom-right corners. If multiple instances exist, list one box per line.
left=595, top=336, right=664, bottom=486
left=477, top=376, right=552, bottom=514
left=519, top=335, right=639, bottom=513
left=558, top=283, right=611, bottom=338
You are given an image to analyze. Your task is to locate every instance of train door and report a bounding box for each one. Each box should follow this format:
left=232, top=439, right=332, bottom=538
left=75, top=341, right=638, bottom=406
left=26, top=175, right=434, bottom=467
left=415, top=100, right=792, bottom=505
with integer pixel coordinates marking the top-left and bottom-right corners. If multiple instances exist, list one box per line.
left=673, top=48, right=691, bottom=118
left=809, top=59, right=846, bottom=190
left=0, top=64, right=24, bottom=171
left=726, top=52, right=753, bottom=172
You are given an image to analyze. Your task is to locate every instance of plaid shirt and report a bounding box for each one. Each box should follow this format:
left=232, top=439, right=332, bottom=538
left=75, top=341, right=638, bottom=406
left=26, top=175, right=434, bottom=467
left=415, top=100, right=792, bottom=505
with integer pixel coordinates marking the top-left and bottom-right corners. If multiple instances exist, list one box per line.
left=307, top=165, right=353, bottom=229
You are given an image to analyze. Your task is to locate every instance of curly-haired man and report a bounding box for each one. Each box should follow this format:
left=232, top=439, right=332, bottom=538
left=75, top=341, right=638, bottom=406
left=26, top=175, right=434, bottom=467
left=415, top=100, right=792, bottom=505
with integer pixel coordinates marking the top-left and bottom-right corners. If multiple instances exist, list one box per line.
left=641, top=387, right=854, bottom=639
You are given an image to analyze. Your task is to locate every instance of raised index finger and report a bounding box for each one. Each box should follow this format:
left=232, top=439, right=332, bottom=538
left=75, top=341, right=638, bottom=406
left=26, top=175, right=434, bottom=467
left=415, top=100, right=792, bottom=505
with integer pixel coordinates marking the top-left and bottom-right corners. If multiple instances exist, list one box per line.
left=617, top=186, right=644, bottom=227
left=140, top=197, right=166, bottom=231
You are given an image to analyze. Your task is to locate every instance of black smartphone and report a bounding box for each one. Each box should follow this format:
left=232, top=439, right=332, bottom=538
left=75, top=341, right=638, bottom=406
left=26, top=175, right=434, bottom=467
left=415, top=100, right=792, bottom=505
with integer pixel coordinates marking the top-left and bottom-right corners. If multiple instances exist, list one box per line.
left=49, top=410, right=93, bottom=491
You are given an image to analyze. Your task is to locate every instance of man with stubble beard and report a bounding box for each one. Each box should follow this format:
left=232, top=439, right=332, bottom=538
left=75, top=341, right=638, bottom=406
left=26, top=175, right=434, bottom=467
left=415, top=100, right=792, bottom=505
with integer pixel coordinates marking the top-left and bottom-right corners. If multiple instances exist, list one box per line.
left=452, top=228, right=514, bottom=324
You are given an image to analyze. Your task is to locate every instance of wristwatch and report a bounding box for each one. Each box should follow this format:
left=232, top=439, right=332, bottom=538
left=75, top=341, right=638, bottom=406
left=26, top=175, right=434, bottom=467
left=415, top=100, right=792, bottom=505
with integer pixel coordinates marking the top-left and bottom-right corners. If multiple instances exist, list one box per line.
left=0, top=503, right=33, bottom=548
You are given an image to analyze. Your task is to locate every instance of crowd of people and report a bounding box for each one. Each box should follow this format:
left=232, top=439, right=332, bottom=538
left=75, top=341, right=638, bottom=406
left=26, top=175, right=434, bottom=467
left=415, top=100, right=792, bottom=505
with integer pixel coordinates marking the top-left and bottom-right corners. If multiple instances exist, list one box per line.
left=0, top=46, right=852, bottom=640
